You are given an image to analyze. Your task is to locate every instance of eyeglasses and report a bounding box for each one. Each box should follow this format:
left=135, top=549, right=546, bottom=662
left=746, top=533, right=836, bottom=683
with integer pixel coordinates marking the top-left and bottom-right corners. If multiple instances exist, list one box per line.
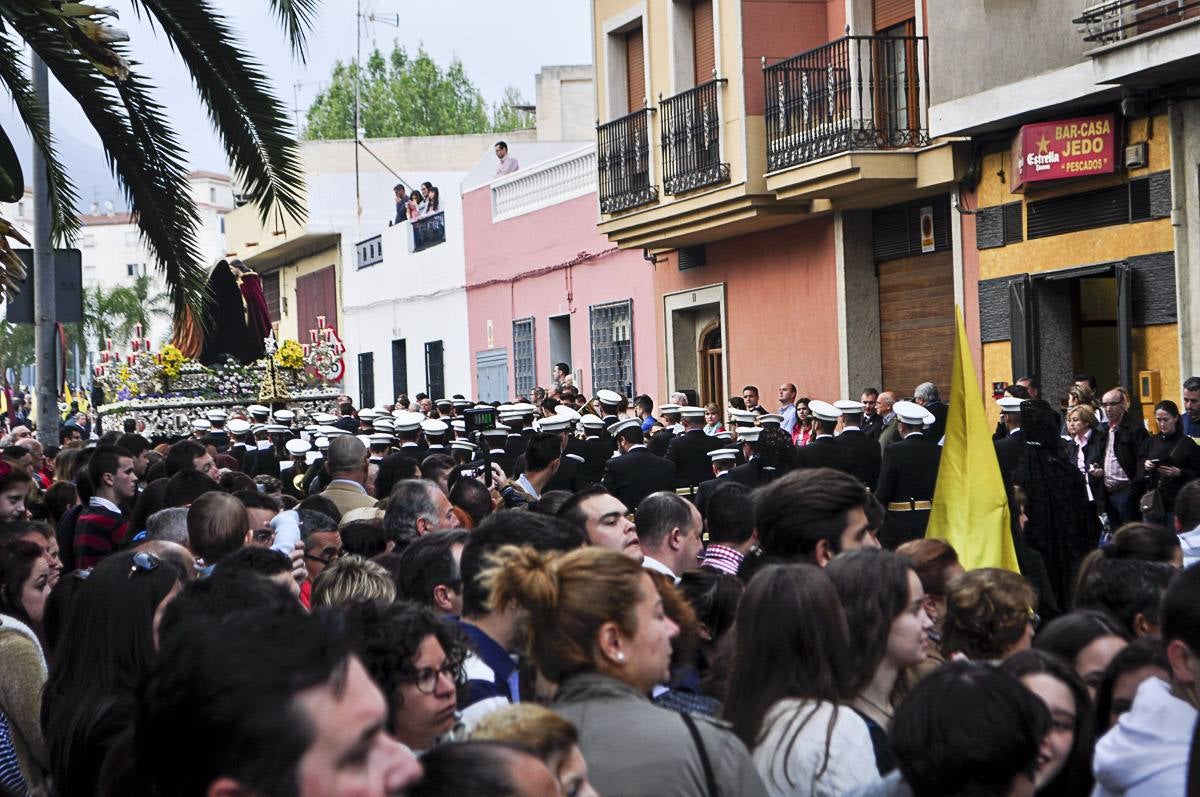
left=304, top=546, right=343, bottom=564
left=252, top=527, right=276, bottom=545
left=405, top=661, right=461, bottom=694
left=128, top=550, right=160, bottom=579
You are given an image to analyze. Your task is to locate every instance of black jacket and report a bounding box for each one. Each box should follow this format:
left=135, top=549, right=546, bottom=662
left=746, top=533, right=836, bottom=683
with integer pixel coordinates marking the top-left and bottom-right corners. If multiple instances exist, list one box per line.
left=726, top=459, right=781, bottom=490
left=1106, top=413, right=1150, bottom=488
left=1137, top=428, right=1200, bottom=511
left=334, top=416, right=361, bottom=433
left=601, top=446, right=676, bottom=510
left=994, top=429, right=1027, bottom=488
left=1064, top=426, right=1108, bottom=501
left=791, top=435, right=856, bottom=476
left=666, top=429, right=724, bottom=487
left=833, top=429, right=882, bottom=490
left=580, top=437, right=612, bottom=482
left=875, top=433, right=942, bottom=548
left=924, top=401, right=949, bottom=442
left=544, top=453, right=590, bottom=493
left=647, top=427, right=675, bottom=458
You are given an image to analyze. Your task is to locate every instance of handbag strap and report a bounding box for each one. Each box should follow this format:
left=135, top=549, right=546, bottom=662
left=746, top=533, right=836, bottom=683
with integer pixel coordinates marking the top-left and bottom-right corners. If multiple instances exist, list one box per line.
left=681, top=712, right=718, bottom=797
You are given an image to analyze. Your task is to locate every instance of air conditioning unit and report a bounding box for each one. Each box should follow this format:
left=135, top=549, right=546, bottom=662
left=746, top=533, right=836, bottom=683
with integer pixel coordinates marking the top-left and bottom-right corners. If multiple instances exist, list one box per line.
left=1124, top=142, right=1148, bottom=170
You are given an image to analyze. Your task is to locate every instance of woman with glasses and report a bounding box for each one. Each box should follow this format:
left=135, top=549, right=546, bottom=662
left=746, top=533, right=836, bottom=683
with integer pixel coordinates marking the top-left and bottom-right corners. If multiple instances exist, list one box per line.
left=42, top=550, right=183, bottom=797
left=0, top=539, right=52, bottom=793
left=1001, top=649, right=1096, bottom=796
left=483, top=545, right=767, bottom=797
left=940, top=568, right=1039, bottom=663
left=345, top=600, right=467, bottom=752
left=1136, top=399, right=1200, bottom=529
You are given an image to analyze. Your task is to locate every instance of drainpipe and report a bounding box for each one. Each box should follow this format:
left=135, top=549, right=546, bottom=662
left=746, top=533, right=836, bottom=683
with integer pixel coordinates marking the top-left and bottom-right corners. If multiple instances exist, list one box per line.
left=1169, top=100, right=1193, bottom=381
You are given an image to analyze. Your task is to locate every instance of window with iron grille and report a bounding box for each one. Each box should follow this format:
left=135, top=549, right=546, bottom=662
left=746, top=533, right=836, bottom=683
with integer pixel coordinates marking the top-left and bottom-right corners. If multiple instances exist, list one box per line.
left=425, top=340, right=445, bottom=400
left=512, top=318, right=536, bottom=398
left=358, top=353, right=375, bottom=409
left=391, top=339, right=408, bottom=402
left=589, top=300, right=634, bottom=397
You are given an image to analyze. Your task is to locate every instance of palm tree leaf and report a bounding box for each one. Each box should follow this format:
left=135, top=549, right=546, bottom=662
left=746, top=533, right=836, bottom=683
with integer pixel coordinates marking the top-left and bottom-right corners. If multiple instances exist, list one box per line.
left=130, top=0, right=307, bottom=228
left=0, top=122, right=23, bottom=202
left=4, top=11, right=209, bottom=317
left=265, top=0, right=318, bottom=58
left=0, top=30, right=80, bottom=243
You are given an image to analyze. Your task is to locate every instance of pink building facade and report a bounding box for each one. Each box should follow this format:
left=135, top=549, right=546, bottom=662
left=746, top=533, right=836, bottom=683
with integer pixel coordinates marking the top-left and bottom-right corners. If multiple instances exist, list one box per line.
left=464, top=145, right=659, bottom=402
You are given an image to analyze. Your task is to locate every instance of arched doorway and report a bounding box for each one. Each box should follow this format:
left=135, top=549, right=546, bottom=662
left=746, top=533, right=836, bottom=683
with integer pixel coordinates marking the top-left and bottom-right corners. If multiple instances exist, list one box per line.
left=698, top=322, right=723, bottom=409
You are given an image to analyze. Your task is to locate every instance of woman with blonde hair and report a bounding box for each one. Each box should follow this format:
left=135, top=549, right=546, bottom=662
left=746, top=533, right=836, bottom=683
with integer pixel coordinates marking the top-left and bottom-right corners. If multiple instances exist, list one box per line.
left=483, top=545, right=767, bottom=797
left=471, top=703, right=598, bottom=797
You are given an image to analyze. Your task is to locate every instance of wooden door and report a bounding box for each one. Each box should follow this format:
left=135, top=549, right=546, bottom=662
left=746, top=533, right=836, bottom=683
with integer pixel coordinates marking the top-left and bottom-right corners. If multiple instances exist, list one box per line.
left=296, top=266, right=337, bottom=334
left=699, top=323, right=723, bottom=409
left=692, top=0, right=715, bottom=85
left=878, top=251, right=953, bottom=398
left=626, top=26, right=645, bottom=113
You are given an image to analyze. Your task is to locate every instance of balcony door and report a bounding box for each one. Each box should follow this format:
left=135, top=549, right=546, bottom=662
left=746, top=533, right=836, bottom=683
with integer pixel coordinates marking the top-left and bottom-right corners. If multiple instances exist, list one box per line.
left=873, top=1, right=919, bottom=146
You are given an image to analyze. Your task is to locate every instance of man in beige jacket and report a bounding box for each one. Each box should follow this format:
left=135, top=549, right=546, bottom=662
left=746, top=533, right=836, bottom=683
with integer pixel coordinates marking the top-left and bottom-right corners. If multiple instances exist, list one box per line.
left=318, top=437, right=378, bottom=516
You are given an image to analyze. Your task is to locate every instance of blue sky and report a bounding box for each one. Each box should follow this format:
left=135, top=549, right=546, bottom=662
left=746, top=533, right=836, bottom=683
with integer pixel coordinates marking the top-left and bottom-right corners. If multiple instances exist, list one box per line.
left=4, top=0, right=593, bottom=201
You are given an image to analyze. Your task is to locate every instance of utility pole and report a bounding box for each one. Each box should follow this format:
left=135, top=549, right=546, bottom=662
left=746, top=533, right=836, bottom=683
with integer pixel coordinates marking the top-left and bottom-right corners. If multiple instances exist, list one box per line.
left=354, top=0, right=362, bottom=221
left=31, top=52, right=57, bottom=448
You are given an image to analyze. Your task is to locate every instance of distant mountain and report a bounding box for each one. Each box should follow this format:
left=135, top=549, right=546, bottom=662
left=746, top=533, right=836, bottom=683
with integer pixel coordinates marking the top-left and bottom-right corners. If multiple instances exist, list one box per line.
left=1, top=102, right=127, bottom=212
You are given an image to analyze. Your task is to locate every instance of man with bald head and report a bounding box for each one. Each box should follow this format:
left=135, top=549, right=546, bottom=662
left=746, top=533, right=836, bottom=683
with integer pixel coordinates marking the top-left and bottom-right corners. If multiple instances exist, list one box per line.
left=1099, top=387, right=1149, bottom=527
left=874, top=390, right=900, bottom=448
left=318, top=436, right=377, bottom=516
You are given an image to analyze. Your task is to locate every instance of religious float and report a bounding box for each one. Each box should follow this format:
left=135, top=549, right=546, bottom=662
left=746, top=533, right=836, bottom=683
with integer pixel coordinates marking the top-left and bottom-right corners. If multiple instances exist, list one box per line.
left=95, top=258, right=352, bottom=436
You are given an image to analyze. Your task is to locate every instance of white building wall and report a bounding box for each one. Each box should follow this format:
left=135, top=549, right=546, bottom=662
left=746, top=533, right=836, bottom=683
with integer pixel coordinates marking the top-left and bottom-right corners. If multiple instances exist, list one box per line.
left=342, top=178, right=470, bottom=406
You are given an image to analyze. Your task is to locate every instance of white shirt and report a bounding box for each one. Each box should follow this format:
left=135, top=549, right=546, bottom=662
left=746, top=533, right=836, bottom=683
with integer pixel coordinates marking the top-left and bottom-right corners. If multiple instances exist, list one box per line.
left=641, top=555, right=678, bottom=583
left=515, top=473, right=540, bottom=500
left=89, top=496, right=121, bottom=514
left=753, top=699, right=879, bottom=797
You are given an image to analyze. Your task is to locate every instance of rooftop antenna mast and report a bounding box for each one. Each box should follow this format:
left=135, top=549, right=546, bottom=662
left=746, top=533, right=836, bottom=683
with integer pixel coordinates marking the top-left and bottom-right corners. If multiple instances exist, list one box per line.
left=354, top=5, right=400, bottom=229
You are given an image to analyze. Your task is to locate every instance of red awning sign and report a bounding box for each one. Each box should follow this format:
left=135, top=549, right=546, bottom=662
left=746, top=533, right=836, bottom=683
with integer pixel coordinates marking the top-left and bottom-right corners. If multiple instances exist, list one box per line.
left=1012, top=114, right=1117, bottom=191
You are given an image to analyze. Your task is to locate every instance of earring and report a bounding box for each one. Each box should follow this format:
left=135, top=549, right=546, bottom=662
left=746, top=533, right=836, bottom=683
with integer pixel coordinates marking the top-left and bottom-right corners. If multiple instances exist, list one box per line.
left=616, top=652, right=626, bottom=662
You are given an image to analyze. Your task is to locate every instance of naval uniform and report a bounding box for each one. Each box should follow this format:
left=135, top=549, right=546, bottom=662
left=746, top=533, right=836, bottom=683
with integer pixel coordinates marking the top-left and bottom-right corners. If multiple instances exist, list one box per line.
left=833, top=427, right=882, bottom=490
left=601, top=445, right=676, bottom=510
left=647, top=426, right=675, bottom=458
left=580, top=436, right=612, bottom=483
left=791, top=434, right=857, bottom=476
left=666, top=429, right=724, bottom=487
left=875, top=432, right=941, bottom=549
left=994, top=429, right=1027, bottom=489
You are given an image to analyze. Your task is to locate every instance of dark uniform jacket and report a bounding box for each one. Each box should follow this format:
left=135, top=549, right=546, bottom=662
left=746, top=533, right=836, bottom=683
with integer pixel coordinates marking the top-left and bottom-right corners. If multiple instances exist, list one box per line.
left=726, top=459, right=780, bottom=490
left=544, top=453, right=590, bottom=493
left=580, top=436, right=613, bottom=483
left=666, top=429, right=723, bottom=487
left=834, top=428, right=882, bottom=490
left=994, top=429, right=1027, bottom=489
left=694, top=472, right=730, bottom=517
left=647, top=427, right=675, bottom=458
left=334, top=416, right=361, bottom=434
left=861, top=414, right=883, bottom=438
left=504, top=434, right=527, bottom=462
left=875, top=432, right=942, bottom=549
left=601, top=446, right=676, bottom=510
left=791, top=435, right=856, bottom=476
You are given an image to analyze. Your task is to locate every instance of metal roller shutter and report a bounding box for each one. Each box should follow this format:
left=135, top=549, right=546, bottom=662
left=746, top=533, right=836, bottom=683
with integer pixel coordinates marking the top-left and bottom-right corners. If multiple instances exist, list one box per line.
left=693, top=0, right=715, bottom=84
left=626, top=27, right=645, bottom=113
left=874, top=0, right=915, bottom=31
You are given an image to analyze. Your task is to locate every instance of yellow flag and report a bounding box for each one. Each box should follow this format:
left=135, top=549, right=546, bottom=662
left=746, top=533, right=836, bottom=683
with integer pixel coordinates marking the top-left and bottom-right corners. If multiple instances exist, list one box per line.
left=0, top=390, right=7, bottom=415
left=926, top=306, right=1021, bottom=573
left=62, top=382, right=73, bottom=419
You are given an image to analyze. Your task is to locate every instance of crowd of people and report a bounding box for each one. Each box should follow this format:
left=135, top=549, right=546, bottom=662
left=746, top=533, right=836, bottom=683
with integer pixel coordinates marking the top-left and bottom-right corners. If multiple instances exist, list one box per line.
left=393, top=181, right=442, bottom=225
left=0, top=370, right=1196, bottom=797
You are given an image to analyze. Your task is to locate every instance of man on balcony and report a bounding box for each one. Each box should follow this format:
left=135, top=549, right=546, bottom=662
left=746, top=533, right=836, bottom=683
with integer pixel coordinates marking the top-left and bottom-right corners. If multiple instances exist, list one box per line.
left=494, top=141, right=519, bottom=176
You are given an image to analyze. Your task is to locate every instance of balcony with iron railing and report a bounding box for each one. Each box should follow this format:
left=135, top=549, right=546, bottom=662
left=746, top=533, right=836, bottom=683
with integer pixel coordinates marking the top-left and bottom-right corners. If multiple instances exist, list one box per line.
left=659, top=79, right=730, bottom=195
left=763, top=35, right=930, bottom=172
left=597, top=107, right=658, bottom=215
left=1074, top=0, right=1200, bottom=45
left=410, top=211, right=446, bottom=252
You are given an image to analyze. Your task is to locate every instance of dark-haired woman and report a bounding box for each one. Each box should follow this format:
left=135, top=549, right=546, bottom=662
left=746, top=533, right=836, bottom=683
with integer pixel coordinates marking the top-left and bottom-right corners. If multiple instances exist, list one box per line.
left=1092, top=636, right=1170, bottom=732
left=1002, top=649, right=1095, bottom=796
left=895, top=538, right=963, bottom=689
left=1033, top=610, right=1129, bottom=700
left=0, top=539, right=51, bottom=793
left=724, top=564, right=878, bottom=795
left=1137, top=400, right=1200, bottom=529
left=42, top=551, right=183, bottom=797
left=826, top=549, right=932, bottom=776
left=344, top=600, right=468, bottom=751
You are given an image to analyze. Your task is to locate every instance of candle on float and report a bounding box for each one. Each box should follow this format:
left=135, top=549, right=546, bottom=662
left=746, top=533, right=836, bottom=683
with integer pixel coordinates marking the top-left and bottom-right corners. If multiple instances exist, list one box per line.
left=132, top=339, right=140, bottom=352
left=301, top=344, right=310, bottom=356
left=105, top=338, right=113, bottom=351
left=145, top=338, right=152, bottom=351
left=134, top=322, right=142, bottom=339
left=127, top=354, right=135, bottom=365
left=316, top=315, right=326, bottom=329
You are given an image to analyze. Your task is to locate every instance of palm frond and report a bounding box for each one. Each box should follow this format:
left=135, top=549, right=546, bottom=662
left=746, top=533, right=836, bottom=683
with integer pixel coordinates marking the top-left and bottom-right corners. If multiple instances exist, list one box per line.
left=5, top=10, right=208, bottom=318
left=265, top=0, right=318, bottom=58
left=0, top=30, right=80, bottom=244
left=132, top=0, right=307, bottom=228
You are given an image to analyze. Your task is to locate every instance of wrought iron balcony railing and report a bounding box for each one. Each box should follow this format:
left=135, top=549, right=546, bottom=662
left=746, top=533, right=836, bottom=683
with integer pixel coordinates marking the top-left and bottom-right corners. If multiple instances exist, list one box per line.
left=660, top=79, right=729, bottom=195
left=763, top=35, right=930, bottom=172
left=410, top=211, right=446, bottom=253
left=597, top=108, right=658, bottom=214
left=1073, top=0, right=1200, bottom=44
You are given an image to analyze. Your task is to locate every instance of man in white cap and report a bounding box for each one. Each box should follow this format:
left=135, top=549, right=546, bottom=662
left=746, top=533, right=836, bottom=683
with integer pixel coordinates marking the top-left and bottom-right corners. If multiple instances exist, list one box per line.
left=601, top=419, right=676, bottom=510
left=225, top=418, right=253, bottom=471
left=832, top=399, right=882, bottom=490
left=393, top=411, right=426, bottom=456
left=648, top=403, right=681, bottom=458
left=994, top=395, right=1027, bottom=487
left=875, top=400, right=942, bottom=548
left=694, top=447, right=740, bottom=517
left=792, top=400, right=856, bottom=476
left=528, top=415, right=588, bottom=493
left=203, top=409, right=230, bottom=450
left=666, top=406, right=724, bottom=489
